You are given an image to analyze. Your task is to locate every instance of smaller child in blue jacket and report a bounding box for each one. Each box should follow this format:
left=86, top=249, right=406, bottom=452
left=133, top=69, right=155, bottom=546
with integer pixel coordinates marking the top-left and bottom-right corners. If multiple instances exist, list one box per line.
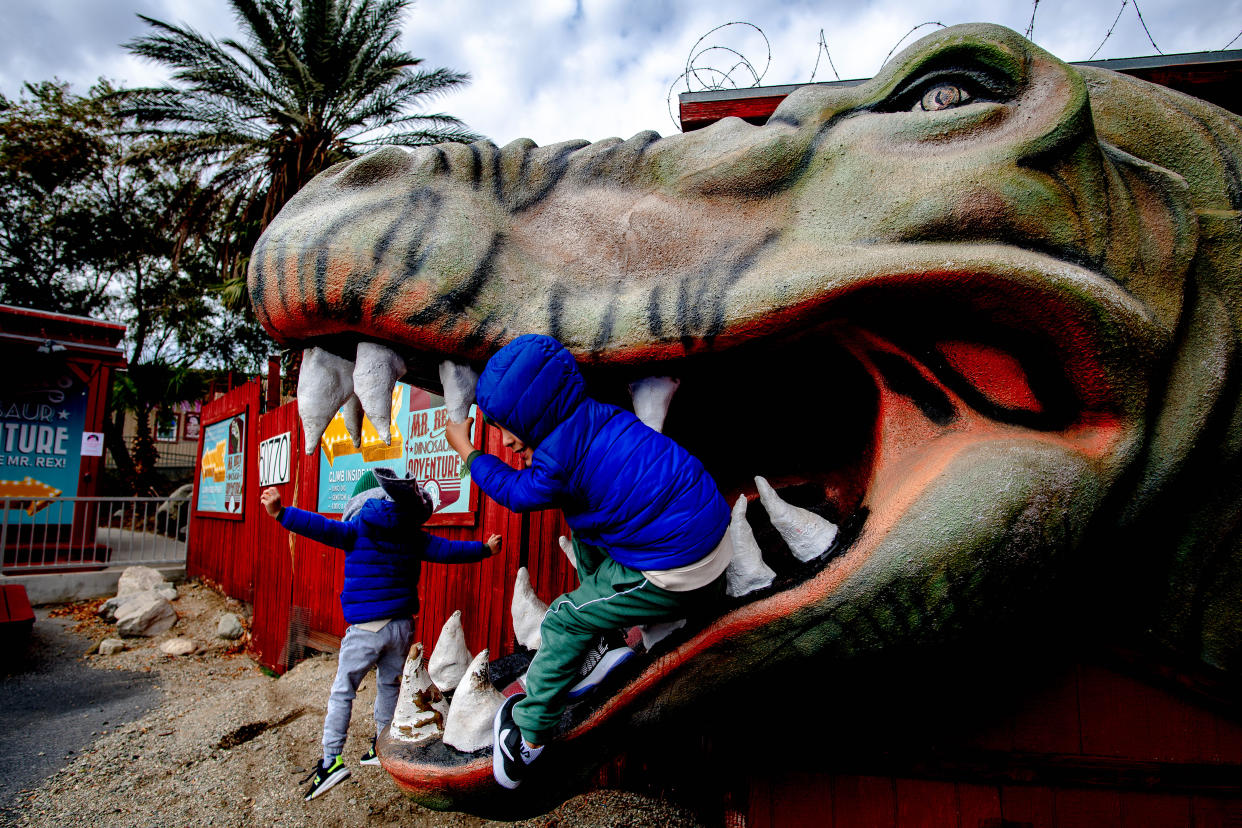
left=260, top=468, right=499, bottom=801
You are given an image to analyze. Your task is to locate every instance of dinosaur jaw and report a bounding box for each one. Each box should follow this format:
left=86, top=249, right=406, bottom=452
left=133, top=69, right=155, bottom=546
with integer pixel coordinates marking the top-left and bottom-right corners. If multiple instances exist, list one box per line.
left=345, top=255, right=1157, bottom=815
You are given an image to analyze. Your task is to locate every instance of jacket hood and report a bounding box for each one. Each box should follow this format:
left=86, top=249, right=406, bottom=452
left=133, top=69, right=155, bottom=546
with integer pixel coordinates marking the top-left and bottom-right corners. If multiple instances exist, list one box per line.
left=476, top=334, right=586, bottom=448
left=355, top=497, right=416, bottom=541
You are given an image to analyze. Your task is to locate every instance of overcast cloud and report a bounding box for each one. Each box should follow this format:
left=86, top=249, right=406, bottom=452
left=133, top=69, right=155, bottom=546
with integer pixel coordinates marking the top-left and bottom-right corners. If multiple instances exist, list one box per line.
left=1, top=0, right=1239, bottom=146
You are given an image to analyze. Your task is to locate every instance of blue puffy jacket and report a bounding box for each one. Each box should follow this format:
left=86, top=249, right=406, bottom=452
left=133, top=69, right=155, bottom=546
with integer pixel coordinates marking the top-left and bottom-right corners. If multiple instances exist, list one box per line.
left=279, top=499, right=488, bottom=624
left=470, top=334, right=729, bottom=571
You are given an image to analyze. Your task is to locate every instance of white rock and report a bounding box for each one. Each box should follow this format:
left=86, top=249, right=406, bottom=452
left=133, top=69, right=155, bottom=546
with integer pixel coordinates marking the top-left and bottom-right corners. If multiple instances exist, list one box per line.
left=159, top=637, right=197, bottom=656
left=441, top=650, right=505, bottom=753
left=725, top=495, right=777, bottom=597
left=98, top=638, right=125, bottom=655
left=390, top=643, right=449, bottom=745
left=98, top=593, right=138, bottom=622
left=511, top=567, right=547, bottom=651
left=755, top=476, right=839, bottom=562
left=156, top=585, right=178, bottom=602
left=115, top=593, right=177, bottom=637
left=427, top=610, right=472, bottom=693
left=117, top=566, right=168, bottom=596
left=216, top=613, right=245, bottom=640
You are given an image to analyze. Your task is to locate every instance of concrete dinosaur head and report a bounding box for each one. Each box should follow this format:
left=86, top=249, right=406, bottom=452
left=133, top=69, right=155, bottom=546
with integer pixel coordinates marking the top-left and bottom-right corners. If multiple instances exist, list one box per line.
left=249, top=22, right=1242, bottom=814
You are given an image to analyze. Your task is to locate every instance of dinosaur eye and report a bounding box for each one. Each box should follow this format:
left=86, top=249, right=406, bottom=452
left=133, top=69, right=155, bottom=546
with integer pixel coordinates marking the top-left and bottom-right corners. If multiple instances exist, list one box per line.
left=918, top=82, right=972, bottom=111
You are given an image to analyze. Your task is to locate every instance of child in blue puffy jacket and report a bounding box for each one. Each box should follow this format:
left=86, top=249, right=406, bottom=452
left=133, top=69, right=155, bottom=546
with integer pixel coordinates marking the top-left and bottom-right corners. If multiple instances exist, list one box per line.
left=260, top=468, right=499, bottom=801
left=444, top=333, right=731, bottom=790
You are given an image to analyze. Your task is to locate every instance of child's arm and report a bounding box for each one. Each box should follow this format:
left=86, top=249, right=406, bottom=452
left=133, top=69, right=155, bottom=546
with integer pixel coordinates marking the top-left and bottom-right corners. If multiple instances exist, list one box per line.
left=421, top=531, right=502, bottom=564
left=445, top=419, right=566, bottom=512
left=259, top=486, right=357, bottom=550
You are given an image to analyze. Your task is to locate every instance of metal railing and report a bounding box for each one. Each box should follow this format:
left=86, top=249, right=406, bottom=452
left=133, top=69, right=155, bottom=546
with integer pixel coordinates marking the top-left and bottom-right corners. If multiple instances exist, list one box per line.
left=1, top=495, right=190, bottom=573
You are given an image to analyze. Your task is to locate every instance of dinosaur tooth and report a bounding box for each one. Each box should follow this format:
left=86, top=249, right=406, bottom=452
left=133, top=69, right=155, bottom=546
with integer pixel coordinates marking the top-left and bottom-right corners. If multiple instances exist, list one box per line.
left=389, top=642, right=448, bottom=744
left=296, top=346, right=355, bottom=454
left=755, top=476, right=839, bottom=562
left=725, top=494, right=777, bottom=596
left=341, top=393, right=364, bottom=448
left=511, top=566, right=547, bottom=651
left=628, top=376, right=681, bottom=433
left=639, top=618, right=686, bottom=651
left=558, top=535, right=577, bottom=571
left=427, top=610, right=472, bottom=693
left=441, top=649, right=506, bottom=753
left=353, top=341, right=406, bottom=444
left=438, top=360, right=479, bottom=423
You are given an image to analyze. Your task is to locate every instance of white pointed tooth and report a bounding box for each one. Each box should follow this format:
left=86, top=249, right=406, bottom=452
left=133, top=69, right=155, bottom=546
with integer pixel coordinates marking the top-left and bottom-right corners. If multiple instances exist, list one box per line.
left=511, top=567, right=548, bottom=651
left=389, top=643, right=449, bottom=744
left=640, top=619, right=686, bottom=651
left=341, top=394, right=364, bottom=447
left=558, top=535, right=577, bottom=571
left=441, top=649, right=506, bottom=753
left=427, top=610, right=472, bottom=693
left=726, top=495, right=777, bottom=597
left=438, top=360, right=479, bottom=424
left=755, top=476, right=839, bottom=562
left=628, top=376, right=680, bottom=433
left=297, top=346, right=355, bottom=454
left=353, top=341, right=406, bottom=444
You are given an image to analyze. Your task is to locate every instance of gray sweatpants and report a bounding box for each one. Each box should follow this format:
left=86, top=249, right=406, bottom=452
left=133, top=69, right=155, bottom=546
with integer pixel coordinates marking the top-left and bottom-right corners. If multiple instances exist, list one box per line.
left=322, top=618, right=413, bottom=762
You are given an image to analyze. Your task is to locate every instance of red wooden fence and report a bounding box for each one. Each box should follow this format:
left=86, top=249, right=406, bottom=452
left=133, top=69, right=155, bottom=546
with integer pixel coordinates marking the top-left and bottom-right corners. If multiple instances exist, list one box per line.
left=188, top=384, right=573, bottom=673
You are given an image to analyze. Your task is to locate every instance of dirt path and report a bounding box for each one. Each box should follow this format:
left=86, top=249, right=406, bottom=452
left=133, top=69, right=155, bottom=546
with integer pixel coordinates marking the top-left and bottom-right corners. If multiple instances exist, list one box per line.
left=3, top=582, right=705, bottom=828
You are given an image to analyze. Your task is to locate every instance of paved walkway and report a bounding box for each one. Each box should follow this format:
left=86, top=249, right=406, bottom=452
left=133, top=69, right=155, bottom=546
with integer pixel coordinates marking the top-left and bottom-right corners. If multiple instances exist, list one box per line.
left=0, top=610, right=160, bottom=821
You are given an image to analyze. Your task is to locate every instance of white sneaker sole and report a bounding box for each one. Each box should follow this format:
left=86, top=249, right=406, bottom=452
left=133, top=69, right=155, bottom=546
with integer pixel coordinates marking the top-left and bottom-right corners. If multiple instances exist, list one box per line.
left=359, top=756, right=381, bottom=767
left=567, top=647, right=634, bottom=700
left=304, top=767, right=350, bottom=800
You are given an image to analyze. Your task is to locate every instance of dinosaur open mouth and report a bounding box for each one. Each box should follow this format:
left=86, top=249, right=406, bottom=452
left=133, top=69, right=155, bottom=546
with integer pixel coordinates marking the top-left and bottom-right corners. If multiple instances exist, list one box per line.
left=282, top=252, right=1153, bottom=810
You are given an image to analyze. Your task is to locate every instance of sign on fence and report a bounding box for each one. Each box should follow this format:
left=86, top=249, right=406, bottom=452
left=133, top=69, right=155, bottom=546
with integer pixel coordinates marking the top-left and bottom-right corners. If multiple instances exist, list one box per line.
left=258, top=432, right=291, bottom=486
left=315, top=384, right=479, bottom=525
left=196, top=412, right=247, bottom=515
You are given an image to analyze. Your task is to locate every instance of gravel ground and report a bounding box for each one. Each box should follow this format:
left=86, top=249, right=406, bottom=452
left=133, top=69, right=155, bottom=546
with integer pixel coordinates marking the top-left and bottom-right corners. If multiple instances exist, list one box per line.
left=3, top=581, right=706, bottom=828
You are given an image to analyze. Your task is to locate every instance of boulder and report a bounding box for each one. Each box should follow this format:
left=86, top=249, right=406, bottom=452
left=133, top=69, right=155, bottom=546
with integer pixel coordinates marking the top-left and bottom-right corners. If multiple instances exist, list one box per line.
left=159, top=637, right=197, bottom=656
left=216, top=613, right=245, bottom=640
left=117, top=566, right=168, bottom=596
left=98, top=638, right=125, bottom=655
left=155, top=585, right=178, bottom=602
left=115, top=593, right=177, bottom=637
left=98, top=593, right=139, bottom=622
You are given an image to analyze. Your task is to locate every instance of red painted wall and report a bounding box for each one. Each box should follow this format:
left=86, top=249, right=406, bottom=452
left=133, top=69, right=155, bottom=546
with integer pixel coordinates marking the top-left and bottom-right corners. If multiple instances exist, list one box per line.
left=188, top=389, right=574, bottom=672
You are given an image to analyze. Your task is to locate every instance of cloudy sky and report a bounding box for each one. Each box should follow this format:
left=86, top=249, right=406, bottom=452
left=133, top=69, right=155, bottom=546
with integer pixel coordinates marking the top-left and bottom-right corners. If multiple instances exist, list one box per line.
left=1, top=0, right=1239, bottom=146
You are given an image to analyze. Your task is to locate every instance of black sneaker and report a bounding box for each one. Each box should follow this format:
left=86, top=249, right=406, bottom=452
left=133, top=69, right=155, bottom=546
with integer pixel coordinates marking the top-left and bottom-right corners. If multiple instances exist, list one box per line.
left=301, top=755, right=350, bottom=800
left=359, top=738, right=380, bottom=766
left=492, top=694, right=536, bottom=789
left=566, top=631, right=635, bottom=700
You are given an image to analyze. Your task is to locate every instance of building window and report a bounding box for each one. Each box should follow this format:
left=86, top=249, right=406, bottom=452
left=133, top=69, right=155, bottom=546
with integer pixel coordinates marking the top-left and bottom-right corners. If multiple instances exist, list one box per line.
left=156, top=410, right=180, bottom=442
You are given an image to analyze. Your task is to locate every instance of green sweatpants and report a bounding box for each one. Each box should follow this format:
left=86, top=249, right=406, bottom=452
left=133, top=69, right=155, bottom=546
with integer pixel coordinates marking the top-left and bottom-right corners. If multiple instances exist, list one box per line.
left=513, top=537, right=725, bottom=744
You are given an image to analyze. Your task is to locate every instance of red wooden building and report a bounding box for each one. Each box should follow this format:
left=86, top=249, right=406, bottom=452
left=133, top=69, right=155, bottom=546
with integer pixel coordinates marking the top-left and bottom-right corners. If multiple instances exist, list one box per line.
left=0, top=304, right=126, bottom=569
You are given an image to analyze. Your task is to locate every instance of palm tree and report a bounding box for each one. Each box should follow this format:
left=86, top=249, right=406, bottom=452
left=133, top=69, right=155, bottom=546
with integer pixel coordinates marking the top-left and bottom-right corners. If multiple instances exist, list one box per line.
left=116, top=0, right=478, bottom=302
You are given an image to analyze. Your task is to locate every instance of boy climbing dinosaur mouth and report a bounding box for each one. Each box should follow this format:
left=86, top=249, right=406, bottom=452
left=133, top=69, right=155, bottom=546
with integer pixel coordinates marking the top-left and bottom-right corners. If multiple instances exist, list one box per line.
left=443, top=334, right=736, bottom=790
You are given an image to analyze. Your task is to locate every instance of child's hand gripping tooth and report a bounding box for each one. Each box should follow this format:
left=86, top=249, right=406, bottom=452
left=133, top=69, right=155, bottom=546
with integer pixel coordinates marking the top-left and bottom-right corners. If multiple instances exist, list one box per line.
left=445, top=417, right=475, bottom=461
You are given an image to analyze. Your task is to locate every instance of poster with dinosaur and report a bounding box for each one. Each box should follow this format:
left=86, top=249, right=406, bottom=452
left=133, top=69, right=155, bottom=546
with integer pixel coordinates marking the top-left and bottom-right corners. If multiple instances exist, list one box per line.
left=315, top=382, right=478, bottom=523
